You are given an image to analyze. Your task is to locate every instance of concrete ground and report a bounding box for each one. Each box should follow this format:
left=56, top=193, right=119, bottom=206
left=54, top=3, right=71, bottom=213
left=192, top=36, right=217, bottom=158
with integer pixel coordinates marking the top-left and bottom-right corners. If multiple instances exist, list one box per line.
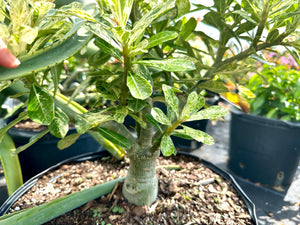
left=192, top=115, right=300, bottom=225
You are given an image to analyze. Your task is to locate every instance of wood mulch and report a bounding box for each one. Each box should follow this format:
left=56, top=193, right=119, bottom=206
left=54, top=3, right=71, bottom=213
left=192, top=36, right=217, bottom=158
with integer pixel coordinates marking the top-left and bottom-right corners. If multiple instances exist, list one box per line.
left=9, top=154, right=254, bottom=225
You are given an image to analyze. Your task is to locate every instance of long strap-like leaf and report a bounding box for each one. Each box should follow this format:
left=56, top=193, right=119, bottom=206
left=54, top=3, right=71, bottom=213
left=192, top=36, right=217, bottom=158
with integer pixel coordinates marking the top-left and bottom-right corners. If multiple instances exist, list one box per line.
left=0, top=132, right=23, bottom=196
left=0, top=177, right=124, bottom=225
left=0, top=22, right=93, bottom=81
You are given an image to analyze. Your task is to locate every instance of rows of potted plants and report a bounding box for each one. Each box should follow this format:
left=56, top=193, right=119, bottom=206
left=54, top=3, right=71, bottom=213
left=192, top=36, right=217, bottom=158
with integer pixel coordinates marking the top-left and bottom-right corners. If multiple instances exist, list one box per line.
left=0, top=0, right=299, bottom=224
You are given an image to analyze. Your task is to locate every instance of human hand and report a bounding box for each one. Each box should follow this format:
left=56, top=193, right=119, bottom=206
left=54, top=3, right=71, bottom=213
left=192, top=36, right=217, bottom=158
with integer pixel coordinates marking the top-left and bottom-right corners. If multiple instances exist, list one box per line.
left=0, top=38, right=20, bottom=68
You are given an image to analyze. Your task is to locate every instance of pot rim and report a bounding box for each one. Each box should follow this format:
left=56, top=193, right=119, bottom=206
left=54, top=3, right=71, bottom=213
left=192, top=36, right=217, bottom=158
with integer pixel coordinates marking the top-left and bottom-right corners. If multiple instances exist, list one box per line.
left=230, top=107, right=300, bottom=128
left=0, top=151, right=258, bottom=225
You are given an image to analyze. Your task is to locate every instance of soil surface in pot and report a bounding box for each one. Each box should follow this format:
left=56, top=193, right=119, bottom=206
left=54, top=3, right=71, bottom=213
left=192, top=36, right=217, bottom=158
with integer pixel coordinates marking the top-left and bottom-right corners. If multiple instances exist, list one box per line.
left=13, top=119, right=48, bottom=132
left=9, top=155, right=253, bottom=225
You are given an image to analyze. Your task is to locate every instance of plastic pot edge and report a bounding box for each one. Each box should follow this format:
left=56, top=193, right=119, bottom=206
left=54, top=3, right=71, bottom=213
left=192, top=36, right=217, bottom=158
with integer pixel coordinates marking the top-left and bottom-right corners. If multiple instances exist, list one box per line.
left=230, top=108, right=300, bottom=128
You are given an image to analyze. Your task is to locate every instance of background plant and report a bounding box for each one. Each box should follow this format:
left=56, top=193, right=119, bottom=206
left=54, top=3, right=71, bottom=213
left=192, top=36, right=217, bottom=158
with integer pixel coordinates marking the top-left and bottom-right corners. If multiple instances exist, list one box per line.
left=247, top=64, right=300, bottom=121
left=184, top=0, right=300, bottom=112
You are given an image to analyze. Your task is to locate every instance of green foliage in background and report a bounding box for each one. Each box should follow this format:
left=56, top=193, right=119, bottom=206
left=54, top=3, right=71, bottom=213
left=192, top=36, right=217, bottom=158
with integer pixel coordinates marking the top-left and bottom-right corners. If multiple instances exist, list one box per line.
left=248, top=64, right=300, bottom=121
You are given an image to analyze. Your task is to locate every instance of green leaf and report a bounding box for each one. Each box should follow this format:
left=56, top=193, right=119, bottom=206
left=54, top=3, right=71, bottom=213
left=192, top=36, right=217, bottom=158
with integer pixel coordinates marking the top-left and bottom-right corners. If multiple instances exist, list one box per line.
left=58, top=133, right=81, bottom=150
left=214, top=0, right=226, bottom=13
left=232, top=10, right=257, bottom=24
left=151, top=107, right=171, bottom=125
left=127, top=71, right=152, bottom=100
left=174, top=125, right=214, bottom=145
left=162, top=84, right=179, bottom=117
left=114, top=107, right=128, bottom=123
left=107, top=0, right=134, bottom=28
left=146, top=31, right=178, bottom=49
left=129, top=39, right=149, bottom=57
left=0, top=22, right=92, bottom=81
left=54, top=2, right=98, bottom=23
left=94, top=37, right=123, bottom=61
left=197, top=80, right=228, bottom=93
left=27, top=84, right=54, bottom=125
left=0, top=112, right=29, bottom=142
left=75, top=112, right=113, bottom=134
left=0, top=133, right=23, bottom=196
left=132, top=64, right=153, bottom=86
left=145, top=113, right=163, bottom=133
left=50, top=64, right=63, bottom=96
left=202, top=11, right=223, bottom=30
left=128, top=99, right=147, bottom=112
left=98, top=127, right=131, bottom=149
left=0, top=175, right=123, bottom=225
left=84, top=22, right=121, bottom=51
left=266, top=29, right=280, bottom=43
left=0, top=81, right=12, bottom=92
left=171, top=131, right=192, bottom=139
left=135, top=58, right=196, bottom=72
left=175, top=0, right=190, bottom=18
left=128, top=0, right=175, bottom=45
left=128, top=113, right=147, bottom=129
left=160, top=134, right=176, bottom=156
left=88, top=50, right=111, bottom=66
left=186, top=106, right=228, bottom=121
left=181, top=92, right=205, bottom=119
left=179, top=17, right=197, bottom=41
left=48, top=107, right=70, bottom=138
left=266, top=108, right=278, bottom=119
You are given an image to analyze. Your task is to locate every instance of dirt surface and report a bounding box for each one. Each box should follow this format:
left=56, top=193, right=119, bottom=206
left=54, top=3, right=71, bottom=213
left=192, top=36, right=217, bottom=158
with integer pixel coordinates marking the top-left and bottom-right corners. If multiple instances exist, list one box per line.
left=10, top=154, right=254, bottom=225
left=13, top=119, right=48, bottom=132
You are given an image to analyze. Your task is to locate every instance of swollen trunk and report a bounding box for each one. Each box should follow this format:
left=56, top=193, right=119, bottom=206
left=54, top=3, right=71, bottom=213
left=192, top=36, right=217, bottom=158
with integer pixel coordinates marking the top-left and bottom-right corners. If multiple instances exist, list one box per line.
left=122, top=151, right=159, bottom=206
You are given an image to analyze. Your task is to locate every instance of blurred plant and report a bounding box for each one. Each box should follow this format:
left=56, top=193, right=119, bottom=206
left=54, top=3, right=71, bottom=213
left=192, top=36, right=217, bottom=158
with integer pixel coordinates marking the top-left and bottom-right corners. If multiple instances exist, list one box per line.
left=247, top=64, right=300, bottom=121
left=0, top=0, right=99, bottom=196
left=264, top=51, right=300, bottom=69
left=185, top=0, right=300, bottom=112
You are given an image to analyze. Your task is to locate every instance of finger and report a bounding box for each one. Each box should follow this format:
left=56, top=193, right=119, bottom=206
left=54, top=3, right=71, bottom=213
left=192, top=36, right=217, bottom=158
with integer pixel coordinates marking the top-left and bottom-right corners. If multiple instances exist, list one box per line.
left=0, top=39, right=20, bottom=68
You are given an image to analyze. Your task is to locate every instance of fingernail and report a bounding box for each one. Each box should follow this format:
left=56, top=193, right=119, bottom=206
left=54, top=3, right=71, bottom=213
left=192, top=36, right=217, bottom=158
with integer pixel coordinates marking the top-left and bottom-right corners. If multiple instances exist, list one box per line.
left=13, top=58, right=21, bottom=67
left=7, top=51, right=21, bottom=68
left=0, top=48, right=20, bottom=68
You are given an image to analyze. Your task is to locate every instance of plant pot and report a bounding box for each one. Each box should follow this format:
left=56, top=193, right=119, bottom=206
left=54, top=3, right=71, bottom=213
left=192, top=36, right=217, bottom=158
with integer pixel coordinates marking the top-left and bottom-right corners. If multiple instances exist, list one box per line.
left=8, top=126, right=105, bottom=181
left=228, top=108, right=300, bottom=191
left=0, top=151, right=257, bottom=224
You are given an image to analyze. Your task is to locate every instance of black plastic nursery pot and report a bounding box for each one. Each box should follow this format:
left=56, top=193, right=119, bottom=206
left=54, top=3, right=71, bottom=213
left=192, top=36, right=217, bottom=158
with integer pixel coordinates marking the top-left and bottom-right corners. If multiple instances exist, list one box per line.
left=8, top=126, right=105, bottom=181
left=0, top=151, right=258, bottom=224
left=228, top=109, right=300, bottom=191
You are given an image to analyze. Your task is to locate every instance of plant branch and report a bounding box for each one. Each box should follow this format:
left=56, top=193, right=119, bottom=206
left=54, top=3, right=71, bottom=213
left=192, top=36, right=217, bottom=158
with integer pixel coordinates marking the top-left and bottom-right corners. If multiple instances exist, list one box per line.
left=120, top=44, right=131, bottom=106
left=252, top=0, right=270, bottom=48
left=149, top=118, right=182, bottom=154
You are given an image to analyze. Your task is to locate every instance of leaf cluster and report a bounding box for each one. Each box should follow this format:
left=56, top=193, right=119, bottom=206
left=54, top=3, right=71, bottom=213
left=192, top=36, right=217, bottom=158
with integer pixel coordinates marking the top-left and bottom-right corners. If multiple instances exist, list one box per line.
left=247, top=64, right=300, bottom=121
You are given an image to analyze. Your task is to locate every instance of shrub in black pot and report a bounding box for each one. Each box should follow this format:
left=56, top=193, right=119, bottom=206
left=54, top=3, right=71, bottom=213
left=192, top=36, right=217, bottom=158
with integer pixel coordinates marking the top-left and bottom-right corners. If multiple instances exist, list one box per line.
left=228, top=62, right=300, bottom=191
left=0, top=0, right=298, bottom=224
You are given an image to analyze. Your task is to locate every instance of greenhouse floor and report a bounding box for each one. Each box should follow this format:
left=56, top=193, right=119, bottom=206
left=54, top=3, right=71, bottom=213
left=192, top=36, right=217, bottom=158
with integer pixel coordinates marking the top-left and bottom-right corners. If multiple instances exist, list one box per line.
left=0, top=114, right=299, bottom=225
left=192, top=115, right=300, bottom=225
